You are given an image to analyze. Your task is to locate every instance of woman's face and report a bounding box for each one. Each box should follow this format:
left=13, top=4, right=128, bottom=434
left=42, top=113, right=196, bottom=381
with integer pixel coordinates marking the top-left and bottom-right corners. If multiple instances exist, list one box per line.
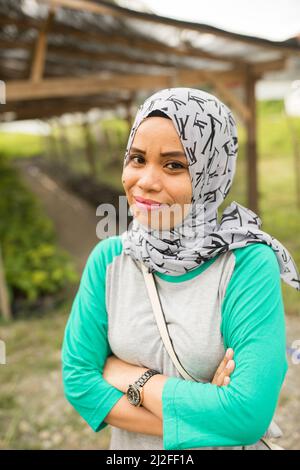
left=122, top=116, right=192, bottom=230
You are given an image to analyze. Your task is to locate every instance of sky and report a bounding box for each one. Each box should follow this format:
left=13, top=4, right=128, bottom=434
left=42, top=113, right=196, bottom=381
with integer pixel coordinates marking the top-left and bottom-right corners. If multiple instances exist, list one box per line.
left=142, top=0, right=300, bottom=41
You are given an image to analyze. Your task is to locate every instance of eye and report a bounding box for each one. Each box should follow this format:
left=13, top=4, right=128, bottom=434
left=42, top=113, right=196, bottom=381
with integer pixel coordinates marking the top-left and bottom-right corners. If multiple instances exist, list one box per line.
left=165, top=161, right=186, bottom=170
left=128, top=154, right=145, bottom=164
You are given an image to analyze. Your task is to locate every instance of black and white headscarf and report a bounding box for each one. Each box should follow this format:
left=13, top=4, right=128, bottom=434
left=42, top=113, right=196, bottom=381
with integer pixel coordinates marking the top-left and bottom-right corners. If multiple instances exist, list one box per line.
left=122, top=87, right=300, bottom=291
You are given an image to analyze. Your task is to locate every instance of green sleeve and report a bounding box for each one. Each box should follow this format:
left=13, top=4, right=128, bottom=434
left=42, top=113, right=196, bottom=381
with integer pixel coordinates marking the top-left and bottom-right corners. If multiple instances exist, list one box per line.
left=61, top=236, right=124, bottom=432
left=162, top=243, right=288, bottom=449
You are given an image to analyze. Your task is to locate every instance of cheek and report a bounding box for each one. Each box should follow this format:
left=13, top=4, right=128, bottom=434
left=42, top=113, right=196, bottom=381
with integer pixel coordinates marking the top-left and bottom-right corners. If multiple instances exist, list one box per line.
left=122, top=168, right=131, bottom=187
left=122, top=168, right=136, bottom=196
left=169, top=174, right=192, bottom=205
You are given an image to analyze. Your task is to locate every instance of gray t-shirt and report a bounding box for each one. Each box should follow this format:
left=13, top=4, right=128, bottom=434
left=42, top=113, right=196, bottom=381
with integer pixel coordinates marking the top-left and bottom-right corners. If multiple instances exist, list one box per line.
left=61, top=234, right=287, bottom=450
left=105, top=235, right=285, bottom=450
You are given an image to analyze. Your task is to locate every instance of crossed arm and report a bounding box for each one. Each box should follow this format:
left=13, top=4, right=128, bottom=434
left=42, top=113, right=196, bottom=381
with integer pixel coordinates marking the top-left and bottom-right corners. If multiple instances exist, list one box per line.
left=101, top=357, right=164, bottom=436
left=102, top=351, right=235, bottom=434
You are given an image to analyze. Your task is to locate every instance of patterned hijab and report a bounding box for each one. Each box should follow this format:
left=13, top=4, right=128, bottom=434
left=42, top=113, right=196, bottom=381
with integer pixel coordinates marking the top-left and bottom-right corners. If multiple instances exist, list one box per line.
left=121, top=87, right=300, bottom=291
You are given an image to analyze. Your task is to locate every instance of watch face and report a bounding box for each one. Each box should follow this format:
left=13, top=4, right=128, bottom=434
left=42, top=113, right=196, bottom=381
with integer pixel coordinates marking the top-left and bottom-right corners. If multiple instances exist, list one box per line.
left=127, top=385, right=141, bottom=406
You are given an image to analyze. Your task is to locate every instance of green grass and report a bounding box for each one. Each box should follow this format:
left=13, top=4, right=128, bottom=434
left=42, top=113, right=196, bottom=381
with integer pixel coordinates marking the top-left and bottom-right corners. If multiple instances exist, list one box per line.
left=257, top=100, right=300, bottom=160
left=0, top=132, right=43, bottom=159
left=0, top=301, right=112, bottom=450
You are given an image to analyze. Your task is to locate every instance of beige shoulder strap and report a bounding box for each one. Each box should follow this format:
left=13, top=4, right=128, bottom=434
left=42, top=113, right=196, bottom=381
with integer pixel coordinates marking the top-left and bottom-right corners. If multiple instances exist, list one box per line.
left=140, top=262, right=197, bottom=382
left=260, top=437, right=285, bottom=450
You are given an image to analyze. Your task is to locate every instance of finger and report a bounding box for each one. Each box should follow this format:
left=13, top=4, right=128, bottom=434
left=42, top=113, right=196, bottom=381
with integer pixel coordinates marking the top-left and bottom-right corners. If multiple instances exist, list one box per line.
left=214, top=350, right=232, bottom=378
left=214, top=348, right=234, bottom=378
left=216, top=360, right=235, bottom=386
left=223, top=376, right=230, bottom=386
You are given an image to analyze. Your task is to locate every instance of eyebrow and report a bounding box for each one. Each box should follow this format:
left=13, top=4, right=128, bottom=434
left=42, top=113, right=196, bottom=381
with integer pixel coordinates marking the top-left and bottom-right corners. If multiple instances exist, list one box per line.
left=129, top=146, right=186, bottom=158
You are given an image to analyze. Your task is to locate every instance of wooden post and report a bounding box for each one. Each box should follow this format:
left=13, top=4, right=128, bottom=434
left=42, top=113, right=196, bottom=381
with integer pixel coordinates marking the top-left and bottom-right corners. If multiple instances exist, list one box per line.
left=46, top=119, right=57, bottom=162
left=58, top=118, right=72, bottom=164
left=50, top=118, right=62, bottom=164
left=0, top=244, right=12, bottom=320
left=125, top=98, right=133, bottom=131
left=245, top=69, right=259, bottom=214
left=30, top=6, right=56, bottom=83
left=285, top=113, right=300, bottom=209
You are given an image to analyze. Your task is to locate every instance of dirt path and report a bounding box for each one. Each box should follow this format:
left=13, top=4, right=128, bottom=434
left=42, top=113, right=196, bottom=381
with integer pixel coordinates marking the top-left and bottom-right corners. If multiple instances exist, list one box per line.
left=15, top=159, right=99, bottom=274
left=14, top=159, right=300, bottom=450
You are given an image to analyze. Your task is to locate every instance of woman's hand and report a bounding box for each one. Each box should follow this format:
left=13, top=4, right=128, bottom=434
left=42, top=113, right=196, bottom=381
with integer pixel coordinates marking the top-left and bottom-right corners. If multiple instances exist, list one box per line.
left=211, top=348, right=235, bottom=387
left=103, top=348, right=235, bottom=393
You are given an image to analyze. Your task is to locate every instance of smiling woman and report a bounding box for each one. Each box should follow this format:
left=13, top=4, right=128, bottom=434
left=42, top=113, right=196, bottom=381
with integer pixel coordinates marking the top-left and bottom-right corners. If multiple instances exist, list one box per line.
left=122, top=110, right=192, bottom=231
left=61, top=87, right=299, bottom=451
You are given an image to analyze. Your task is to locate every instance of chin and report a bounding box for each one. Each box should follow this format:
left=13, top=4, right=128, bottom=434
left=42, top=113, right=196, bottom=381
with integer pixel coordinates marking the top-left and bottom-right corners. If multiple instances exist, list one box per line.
left=135, top=215, right=176, bottom=231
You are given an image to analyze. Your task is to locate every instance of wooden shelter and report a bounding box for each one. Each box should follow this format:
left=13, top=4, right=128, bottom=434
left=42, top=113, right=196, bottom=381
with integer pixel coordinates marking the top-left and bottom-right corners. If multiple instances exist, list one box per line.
left=1, top=0, right=300, bottom=212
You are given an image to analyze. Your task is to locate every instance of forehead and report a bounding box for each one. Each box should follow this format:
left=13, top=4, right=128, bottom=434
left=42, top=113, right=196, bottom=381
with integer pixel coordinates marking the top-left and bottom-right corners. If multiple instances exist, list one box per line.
left=133, top=116, right=181, bottom=143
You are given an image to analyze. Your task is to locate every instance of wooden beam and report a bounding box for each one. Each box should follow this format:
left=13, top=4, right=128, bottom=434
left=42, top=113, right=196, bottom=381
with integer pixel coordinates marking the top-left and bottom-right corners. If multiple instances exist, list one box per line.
left=201, top=70, right=251, bottom=123
left=6, top=69, right=247, bottom=102
left=252, top=57, right=288, bottom=75
left=176, top=68, right=246, bottom=87
left=30, top=6, right=56, bottom=82
left=0, top=16, right=40, bottom=30
left=2, top=98, right=127, bottom=120
left=6, top=74, right=170, bottom=101
left=0, top=40, right=32, bottom=50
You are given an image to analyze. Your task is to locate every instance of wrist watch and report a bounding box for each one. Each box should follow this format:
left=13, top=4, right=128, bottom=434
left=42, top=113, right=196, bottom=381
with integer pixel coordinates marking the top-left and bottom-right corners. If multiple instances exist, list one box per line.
left=126, top=369, right=160, bottom=407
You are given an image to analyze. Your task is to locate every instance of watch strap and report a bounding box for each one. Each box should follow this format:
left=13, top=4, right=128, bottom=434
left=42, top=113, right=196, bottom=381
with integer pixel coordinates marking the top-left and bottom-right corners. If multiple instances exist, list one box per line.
left=135, top=369, right=159, bottom=388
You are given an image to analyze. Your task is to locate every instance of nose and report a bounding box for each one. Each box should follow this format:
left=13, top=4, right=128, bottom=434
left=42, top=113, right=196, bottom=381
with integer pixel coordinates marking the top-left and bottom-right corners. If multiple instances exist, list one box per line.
left=136, top=165, right=163, bottom=193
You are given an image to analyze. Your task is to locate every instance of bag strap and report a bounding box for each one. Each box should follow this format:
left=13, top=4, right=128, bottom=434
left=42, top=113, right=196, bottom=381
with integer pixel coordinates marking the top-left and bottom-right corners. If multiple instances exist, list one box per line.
left=260, top=437, right=285, bottom=450
left=140, top=262, right=198, bottom=382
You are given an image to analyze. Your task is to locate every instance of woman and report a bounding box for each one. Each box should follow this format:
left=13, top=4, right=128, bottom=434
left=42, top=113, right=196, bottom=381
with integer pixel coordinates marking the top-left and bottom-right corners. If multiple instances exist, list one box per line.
left=61, top=87, right=300, bottom=450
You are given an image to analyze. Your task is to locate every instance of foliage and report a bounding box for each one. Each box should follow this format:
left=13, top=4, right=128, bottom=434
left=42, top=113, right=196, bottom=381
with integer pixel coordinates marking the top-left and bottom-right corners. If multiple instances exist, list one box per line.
left=0, top=132, right=43, bottom=160
left=0, top=155, right=78, bottom=309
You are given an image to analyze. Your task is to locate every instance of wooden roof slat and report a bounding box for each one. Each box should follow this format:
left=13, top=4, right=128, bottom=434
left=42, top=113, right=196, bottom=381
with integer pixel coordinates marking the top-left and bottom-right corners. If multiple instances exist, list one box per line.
left=0, top=14, right=245, bottom=67
left=43, top=0, right=300, bottom=54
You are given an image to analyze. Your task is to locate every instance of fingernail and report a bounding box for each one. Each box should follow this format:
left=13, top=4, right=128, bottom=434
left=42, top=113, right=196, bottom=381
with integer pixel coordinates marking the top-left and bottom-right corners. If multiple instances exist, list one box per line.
left=226, top=348, right=232, bottom=358
left=226, top=360, right=233, bottom=368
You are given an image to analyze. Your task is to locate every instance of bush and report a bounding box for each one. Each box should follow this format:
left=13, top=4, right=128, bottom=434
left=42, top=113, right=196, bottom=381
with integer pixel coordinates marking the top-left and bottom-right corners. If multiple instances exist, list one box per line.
left=0, top=155, right=78, bottom=312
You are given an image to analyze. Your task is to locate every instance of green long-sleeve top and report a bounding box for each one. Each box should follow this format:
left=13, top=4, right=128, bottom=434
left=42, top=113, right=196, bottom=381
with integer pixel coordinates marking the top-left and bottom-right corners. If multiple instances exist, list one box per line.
left=61, top=235, right=288, bottom=450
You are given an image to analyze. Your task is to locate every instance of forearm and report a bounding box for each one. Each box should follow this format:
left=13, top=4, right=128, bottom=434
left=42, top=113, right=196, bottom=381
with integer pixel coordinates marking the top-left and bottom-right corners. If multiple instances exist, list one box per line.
left=104, top=395, right=163, bottom=436
left=142, top=374, right=169, bottom=420
left=108, top=361, right=168, bottom=420
left=103, top=355, right=168, bottom=424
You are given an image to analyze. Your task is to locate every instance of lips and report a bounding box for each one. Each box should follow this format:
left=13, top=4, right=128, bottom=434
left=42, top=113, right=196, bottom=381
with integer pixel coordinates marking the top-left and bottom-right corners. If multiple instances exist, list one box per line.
left=133, top=196, right=162, bottom=206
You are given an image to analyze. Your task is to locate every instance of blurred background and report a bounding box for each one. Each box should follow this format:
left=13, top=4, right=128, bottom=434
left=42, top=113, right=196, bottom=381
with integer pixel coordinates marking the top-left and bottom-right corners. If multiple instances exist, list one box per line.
left=0, top=0, right=299, bottom=450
